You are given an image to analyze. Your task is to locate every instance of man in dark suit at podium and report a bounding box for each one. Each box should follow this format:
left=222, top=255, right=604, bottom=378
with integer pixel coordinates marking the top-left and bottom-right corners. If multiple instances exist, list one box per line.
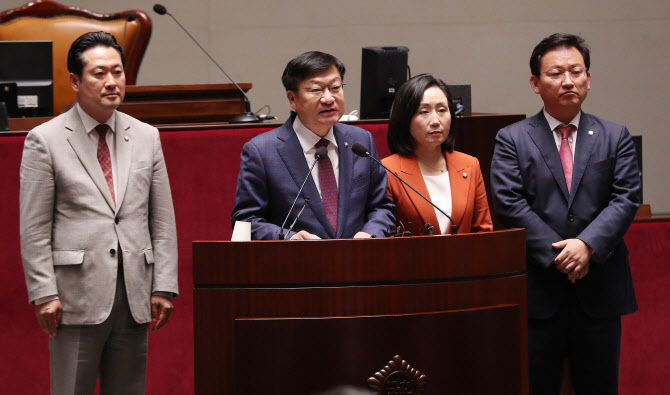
left=491, top=33, right=641, bottom=394
left=232, top=51, right=394, bottom=240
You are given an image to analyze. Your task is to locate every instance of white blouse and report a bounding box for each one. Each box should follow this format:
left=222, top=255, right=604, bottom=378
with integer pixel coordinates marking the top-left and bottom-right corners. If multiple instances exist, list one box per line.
left=423, top=172, right=452, bottom=235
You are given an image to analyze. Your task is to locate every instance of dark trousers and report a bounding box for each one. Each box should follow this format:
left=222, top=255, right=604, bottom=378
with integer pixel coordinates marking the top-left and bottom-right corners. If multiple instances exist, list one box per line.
left=529, top=287, right=621, bottom=395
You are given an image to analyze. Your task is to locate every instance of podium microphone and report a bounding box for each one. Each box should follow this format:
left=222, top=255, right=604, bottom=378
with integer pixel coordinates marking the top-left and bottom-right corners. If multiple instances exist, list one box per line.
left=121, top=11, right=137, bottom=67
left=351, top=143, right=458, bottom=235
left=153, top=3, right=260, bottom=123
left=278, top=147, right=328, bottom=240
left=286, top=196, right=310, bottom=237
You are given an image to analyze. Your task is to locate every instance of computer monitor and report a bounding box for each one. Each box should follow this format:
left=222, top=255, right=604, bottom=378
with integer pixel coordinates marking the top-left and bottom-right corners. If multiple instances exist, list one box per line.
left=0, top=40, right=53, bottom=117
left=360, top=46, right=409, bottom=120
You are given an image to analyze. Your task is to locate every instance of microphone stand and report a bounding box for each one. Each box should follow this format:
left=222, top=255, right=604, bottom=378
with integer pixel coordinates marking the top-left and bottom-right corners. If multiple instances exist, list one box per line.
left=351, top=143, right=458, bottom=235
left=153, top=4, right=260, bottom=123
left=278, top=147, right=327, bottom=239
left=286, top=197, right=310, bottom=237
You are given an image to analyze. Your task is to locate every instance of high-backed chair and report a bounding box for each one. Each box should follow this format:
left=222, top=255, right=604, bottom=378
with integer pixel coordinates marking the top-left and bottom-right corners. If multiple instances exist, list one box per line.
left=0, top=0, right=152, bottom=116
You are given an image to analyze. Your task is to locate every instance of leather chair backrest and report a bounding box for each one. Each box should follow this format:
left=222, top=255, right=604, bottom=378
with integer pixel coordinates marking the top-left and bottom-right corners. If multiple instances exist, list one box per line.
left=0, top=1, right=151, bottom=115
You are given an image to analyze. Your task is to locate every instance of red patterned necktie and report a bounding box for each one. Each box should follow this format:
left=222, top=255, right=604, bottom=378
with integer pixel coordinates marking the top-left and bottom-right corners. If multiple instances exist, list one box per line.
left=96, top=124, right=115, bottom=205
left=315, top=139, right=338, bottom=232
left=557, top=124, right=575, bottom=193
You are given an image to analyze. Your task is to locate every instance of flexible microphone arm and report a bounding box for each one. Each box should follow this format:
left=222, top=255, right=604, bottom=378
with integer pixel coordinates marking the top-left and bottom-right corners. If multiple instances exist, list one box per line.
left=153, top=4, right=260, bottom=123
left=286, top=196, right=310, bottom=237
left=278, top=147, right=328, bottom=240
left=351, top=143, right=458, bottom=235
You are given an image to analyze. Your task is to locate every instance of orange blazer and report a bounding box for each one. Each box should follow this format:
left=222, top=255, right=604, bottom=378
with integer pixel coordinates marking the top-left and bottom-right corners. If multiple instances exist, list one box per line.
left=382, top=151, right=493, bottom=235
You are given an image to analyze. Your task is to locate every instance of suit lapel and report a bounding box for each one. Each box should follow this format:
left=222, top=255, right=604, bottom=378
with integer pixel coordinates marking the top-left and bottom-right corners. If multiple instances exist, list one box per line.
left=570, top=112, right=599, bottom=207
left=65, top=109, right=116, bottom=211
left=276, top=120, right=334, bottom=238
left=446, top=152, right=470, bottom=234
left=114, top=112, right=133, bottom=210
left=527, top=111, right=570, bottom=201
left=333, top=125, right=351, bottom=238
left=398, top=155, right=441, bottom=234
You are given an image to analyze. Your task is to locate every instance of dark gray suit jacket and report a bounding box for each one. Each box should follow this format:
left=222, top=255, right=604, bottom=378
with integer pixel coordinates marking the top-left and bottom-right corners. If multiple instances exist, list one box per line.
left=231, top=115, right=395, bottom=240
left=491, top=110, right=640, bottom=319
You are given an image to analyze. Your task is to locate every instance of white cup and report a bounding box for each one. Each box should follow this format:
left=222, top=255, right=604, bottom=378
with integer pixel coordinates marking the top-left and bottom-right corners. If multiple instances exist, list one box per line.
left=231, top=221, right=251, bottom=241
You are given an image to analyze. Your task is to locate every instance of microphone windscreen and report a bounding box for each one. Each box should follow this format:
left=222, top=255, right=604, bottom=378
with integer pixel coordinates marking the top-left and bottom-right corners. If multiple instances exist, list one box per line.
left=351, top=143, right=369, bottom=157
left=153, top=4, right=167, bottom=15
left=314, top=146, right=328, bottom=160
left=125, top=11, right=137, bottom=21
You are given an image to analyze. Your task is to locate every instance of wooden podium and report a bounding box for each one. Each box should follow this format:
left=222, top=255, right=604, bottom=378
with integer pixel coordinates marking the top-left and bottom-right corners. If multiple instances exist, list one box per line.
left=120, top=83, right=251, bottom=124
left=193, top=229, right=528, bottom=394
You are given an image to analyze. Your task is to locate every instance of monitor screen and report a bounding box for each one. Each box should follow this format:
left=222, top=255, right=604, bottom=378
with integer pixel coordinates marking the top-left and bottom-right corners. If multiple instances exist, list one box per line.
left=0, top=40, right=53, bottom=117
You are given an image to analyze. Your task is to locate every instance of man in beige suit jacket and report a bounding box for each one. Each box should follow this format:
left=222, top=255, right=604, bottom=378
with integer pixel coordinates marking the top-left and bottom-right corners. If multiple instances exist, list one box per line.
left=19, top=32, right=178, bottom=394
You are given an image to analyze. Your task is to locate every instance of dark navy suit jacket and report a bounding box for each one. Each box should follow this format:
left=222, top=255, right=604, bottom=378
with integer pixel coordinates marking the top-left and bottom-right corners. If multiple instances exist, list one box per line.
left=491, top=110, right=640, bottom=320
left=231, top=115, right=395, bottom=240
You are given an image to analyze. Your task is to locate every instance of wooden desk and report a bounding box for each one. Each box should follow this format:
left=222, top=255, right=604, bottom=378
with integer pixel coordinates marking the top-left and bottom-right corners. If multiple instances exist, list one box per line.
left=120, top=83, right=251, bottom=124
left=5, top=82, right=252, bottom=132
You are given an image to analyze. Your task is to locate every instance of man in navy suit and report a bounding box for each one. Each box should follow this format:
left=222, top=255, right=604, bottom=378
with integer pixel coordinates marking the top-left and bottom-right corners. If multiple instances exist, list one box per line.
left=232, top=51, right=395, bottom=240
left=491, top=34, right=641, bottom=394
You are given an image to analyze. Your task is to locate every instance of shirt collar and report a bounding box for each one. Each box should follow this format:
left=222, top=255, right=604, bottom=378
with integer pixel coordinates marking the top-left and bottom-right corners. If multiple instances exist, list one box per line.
left=77, top=103, right=116, bottom=135
left=293, top=115, right=337, bottom=153
left=544, top=108, right=581, bottom=132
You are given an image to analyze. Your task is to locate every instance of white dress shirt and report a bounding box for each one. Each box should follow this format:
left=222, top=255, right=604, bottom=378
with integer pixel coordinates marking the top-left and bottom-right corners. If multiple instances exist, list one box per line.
left=544, top=109, right=580, bottom=160
left=292, top=115, right=340, bottom=195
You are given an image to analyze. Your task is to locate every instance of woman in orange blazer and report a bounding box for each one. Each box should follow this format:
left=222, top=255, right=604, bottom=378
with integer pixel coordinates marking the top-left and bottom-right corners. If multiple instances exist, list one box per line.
left=382, top=74, right=492, bottom=235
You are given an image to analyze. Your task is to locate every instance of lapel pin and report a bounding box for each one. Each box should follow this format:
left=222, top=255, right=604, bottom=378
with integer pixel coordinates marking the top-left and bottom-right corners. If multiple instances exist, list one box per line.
left=124, top=135, right=130, bottom=141
left=588, top=130, right=594, bottom=136
left=344, top=142, right=349, bottom=148
left=462, top=172, right=467, bottom=178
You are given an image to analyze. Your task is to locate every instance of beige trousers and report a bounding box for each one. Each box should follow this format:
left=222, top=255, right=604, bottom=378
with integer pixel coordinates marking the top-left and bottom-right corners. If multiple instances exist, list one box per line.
left=49, top=265, right=149, bottom=395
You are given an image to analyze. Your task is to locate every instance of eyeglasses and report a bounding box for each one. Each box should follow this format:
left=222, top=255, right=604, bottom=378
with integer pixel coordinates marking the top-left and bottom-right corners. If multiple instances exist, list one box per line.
left=305, top=83, right=344, bottom=98
left=544, top=69, right=587, bottom=81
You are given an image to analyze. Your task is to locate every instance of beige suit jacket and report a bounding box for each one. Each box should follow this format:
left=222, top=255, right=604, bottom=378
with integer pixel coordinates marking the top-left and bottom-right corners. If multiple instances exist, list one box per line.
left=19, top=107, right=178, bottom=325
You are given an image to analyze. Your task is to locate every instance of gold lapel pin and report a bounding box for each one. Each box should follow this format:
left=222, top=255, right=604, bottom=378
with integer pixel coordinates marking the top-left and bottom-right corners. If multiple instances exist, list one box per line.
left=588, top=130, right=594, bottom=136
left=462, top=172, right=467, bottom=178
left=344, top=142, right=349, bottom=148
left=124, top=136, right=130, bottom=141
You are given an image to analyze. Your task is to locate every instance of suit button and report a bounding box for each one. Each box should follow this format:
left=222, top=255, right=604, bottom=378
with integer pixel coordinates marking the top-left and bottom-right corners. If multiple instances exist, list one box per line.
left=115, top=217, right=120, bottom=224
left=110, top=248, right=116, bottom=255
left=568, top=214, right=575, bottom=222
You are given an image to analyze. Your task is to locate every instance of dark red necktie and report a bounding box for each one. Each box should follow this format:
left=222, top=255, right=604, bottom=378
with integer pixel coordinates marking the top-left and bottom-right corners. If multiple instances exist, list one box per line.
left=315, top=139, right=338, bottom=232
left=96, top=124, right=115, bottom=205
left=557, top=124, right=575, bottom=193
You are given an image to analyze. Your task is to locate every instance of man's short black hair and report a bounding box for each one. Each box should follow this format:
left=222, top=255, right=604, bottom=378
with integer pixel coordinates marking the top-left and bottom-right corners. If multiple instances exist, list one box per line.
left=67, top=31, right=124, bottom=77
left=387, top=73, right=456, bottom=156
left=281, top=51, right=345, bottom=91
left=530, top=33, right=590, bottom=77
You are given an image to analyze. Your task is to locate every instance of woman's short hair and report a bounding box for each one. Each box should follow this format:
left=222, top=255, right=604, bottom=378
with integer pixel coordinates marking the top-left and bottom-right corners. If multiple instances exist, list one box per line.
left=387, top=73, right=456, bottom=155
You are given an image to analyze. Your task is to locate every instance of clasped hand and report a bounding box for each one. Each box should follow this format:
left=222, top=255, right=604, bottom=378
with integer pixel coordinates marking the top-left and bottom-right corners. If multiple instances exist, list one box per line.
left=552, top=238, right=593, bottom=283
